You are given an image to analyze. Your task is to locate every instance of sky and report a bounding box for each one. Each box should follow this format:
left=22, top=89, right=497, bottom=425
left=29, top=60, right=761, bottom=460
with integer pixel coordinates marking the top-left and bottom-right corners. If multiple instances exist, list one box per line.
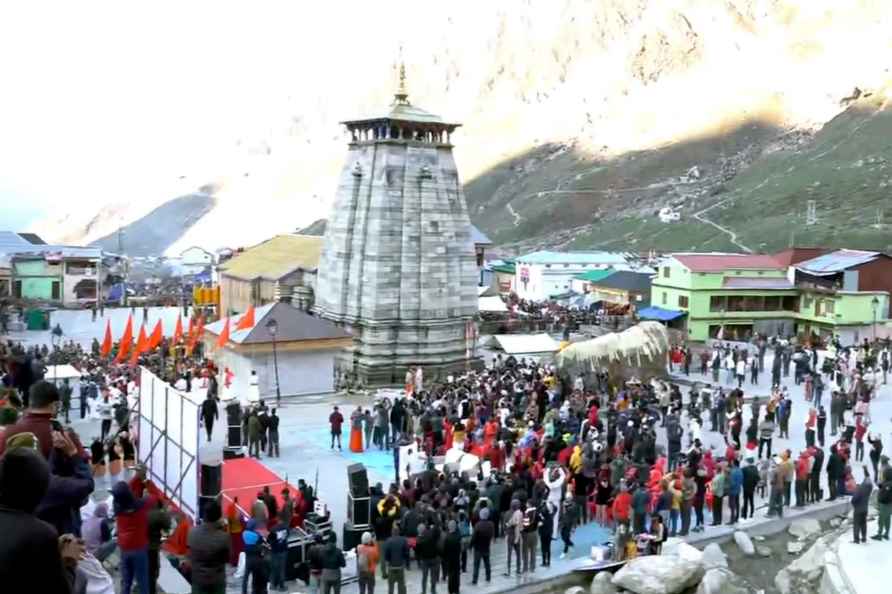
left=0, top=1, right=424, bottom=230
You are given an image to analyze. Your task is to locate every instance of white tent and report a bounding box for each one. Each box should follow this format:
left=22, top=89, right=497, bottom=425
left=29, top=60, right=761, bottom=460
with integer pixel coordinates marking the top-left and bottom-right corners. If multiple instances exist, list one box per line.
left=478, top=295, right=508, bottom=313
left=490, top=333, right=560, bottom=355
left=45, top=364, right=82, bottom=380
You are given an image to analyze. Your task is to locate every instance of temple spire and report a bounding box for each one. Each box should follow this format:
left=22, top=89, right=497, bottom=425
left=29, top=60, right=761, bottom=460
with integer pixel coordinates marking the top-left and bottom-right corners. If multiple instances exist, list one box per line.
left=394, top=47, right=410, bottom=105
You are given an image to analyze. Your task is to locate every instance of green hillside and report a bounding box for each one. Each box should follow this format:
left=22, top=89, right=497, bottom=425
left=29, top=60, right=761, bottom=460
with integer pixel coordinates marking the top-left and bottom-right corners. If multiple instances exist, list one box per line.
left=467, top=93, right=892, bottom=254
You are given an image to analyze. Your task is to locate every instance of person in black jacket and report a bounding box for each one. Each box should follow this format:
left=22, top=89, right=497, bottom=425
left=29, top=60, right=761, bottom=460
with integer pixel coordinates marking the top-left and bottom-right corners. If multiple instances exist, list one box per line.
left=188, top=501, right=230, bottom=594
left=267, top=409, right=280, bottom=457
left=809, top=447, right=825, bottom=503
left=320, top=533, right=346, bottom=594
left=0, top=446, right=81, bottom=594
left=201, top=393, right=218, bottom=442
left=416, top=524, right=440, bottom=594
left=741, top=458, right=759, bottom=519
left=36, top=429, right=95, bottom=538
left=827, top=447, right=845, bottom=501
left=537, top=500, right=554, bottom=567
left=442, top=520, right=462, bottom=594
left=470, top=507, right=494, bottom=585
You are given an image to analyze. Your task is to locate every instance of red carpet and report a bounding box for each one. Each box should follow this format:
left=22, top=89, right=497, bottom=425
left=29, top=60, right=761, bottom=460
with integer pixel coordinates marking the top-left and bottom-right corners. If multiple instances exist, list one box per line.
left=221, top=457, right=297, bottom=516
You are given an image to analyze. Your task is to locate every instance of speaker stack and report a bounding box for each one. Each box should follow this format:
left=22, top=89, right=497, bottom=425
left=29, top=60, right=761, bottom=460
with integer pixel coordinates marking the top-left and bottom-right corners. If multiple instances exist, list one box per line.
left=224, top=401, right=244, bottom=459
left=198, top=457, right=222, bottom=520
left=344, top=463, right=370, bottom=551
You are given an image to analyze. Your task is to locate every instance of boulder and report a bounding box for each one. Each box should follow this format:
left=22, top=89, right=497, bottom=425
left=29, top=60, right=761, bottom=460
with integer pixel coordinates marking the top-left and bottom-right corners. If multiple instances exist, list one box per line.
left=591, top=571, right=619, bottom=594
left=733, top=531, right=755, bottom=556
left=787, top=542, right=805, bottom=554
left=676, top=542, right=704, bottom=564
left=566, top=587, right=587, bottom=594
left=775, top=569, right=792, bottom=594
left=756, top=546, right=772, bottom=557
left=696, top=568, right=749, bottom=594
left=612, top=556, right=705, bottom=594
left=786, top=537, right=829, bottom=582
left=702, top=543, right=729, bottom=570
left=789, top=518, right=821, bottom=540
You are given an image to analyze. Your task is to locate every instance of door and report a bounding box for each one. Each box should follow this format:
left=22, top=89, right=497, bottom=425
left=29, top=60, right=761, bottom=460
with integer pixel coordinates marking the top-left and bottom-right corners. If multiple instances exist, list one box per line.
left=51, top=281, right=61, bottom=300
left=13, top=281, right=21, bottom=298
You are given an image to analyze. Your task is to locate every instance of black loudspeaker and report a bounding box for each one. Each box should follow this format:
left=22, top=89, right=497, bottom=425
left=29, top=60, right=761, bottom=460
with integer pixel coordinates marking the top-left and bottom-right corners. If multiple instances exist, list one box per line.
left=342, top=521, right=366, bottom=551
left=226, top=402, right=242, bottom=425
left=199, top=463, right=222, bottom=497
left=227, top=426, right=242, bottom=448
left=347, top=463, right=368, bottom=497
left=347, top=492, right=371, bottom=527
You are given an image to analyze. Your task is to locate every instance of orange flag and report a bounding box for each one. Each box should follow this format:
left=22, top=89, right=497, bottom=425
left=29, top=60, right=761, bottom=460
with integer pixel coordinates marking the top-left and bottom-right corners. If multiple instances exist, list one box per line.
left=187, top=316, right=195, bottom=340
left=129, top=324, right=148, bottom=366
left=148, top=319, right=163, bottom=349
left=216, top=317, right=230, bottom=348
left=173, top=315, right=184, bottom=343
left=100, top=320, right=113, bottom=358
left=115, top=315, right=133, bottom=363
left=187, top=316, right=204, bottom=352
left=235, top=305, right=255, bottom=331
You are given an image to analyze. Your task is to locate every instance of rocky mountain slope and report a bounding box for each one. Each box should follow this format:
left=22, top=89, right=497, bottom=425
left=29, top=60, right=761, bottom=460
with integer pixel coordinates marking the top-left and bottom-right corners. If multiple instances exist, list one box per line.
left=30, top=1, right=892, bottom=255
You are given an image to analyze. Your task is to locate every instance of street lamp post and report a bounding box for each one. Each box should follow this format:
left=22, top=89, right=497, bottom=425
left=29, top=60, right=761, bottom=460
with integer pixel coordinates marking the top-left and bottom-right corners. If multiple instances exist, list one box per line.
left=872, top=296, right=880, bottom=342
left=266, top=318, right=281, bottom=404
left=50, top=323, right=63, bottom=387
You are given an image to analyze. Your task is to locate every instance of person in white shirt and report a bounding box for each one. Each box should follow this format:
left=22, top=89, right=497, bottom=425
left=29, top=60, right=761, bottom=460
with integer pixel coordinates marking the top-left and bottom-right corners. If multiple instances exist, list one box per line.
left=735, top=358, right=747, bottom=388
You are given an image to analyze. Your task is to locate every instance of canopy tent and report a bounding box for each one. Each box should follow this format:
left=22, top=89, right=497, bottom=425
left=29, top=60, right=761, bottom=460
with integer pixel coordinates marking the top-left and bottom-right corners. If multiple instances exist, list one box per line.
left=478, top=295, right=509, bottom=313
left=637, top=306, right=686, bottom=322
left=490, top=333, right=560, bottom=355
left=556, top=321, right=670, bottom=386
left=45, top=364, right=83, bottom=380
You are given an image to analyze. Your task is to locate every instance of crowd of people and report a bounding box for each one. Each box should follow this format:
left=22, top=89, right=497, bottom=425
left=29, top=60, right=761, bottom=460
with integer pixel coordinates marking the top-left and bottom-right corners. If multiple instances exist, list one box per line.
left=3, top=323, right=892, bottom=594
left=319, top=336, right=892, bottom=594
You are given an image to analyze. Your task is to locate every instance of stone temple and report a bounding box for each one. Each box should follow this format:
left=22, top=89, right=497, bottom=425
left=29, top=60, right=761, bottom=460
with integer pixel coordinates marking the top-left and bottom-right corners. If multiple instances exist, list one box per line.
left=315, top=68, right=480, bottom=387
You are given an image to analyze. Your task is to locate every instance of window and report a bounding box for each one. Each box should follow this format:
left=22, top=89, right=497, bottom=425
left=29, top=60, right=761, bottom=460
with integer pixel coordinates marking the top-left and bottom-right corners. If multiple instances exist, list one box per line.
left=782, top=296, right=800, bottom=311
left=710, top=295, right=726, bottom=312
left=661, top=292, right=667, bottom=305
left=764, top=296, right=781, bottom=311
left=13, top=281, right=21, bottom=298
left=663, top=266, right=671, bottom=278
left=678, top=295, right=689, bottom=308
left=51, top=281, right=61, bottom=300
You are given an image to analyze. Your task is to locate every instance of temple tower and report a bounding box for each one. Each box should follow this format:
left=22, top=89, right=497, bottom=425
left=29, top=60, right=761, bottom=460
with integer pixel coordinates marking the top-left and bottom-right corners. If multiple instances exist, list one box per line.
left=315, top=66, right=480, bottom=386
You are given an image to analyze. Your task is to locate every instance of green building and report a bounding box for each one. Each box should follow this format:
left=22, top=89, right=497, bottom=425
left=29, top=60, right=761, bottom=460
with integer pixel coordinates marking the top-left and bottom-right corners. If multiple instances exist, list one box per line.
left=651, top=249, right=891, bottom=343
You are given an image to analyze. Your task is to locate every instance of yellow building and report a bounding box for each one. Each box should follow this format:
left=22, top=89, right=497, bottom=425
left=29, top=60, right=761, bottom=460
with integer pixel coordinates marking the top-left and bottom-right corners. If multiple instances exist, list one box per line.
left=218, top=235, right=323, bottom=316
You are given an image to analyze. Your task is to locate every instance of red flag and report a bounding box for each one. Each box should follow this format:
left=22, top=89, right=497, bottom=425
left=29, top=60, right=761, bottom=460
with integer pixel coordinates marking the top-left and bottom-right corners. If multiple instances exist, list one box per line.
left=216, top=317, right=230, bottom=348
left=148, top=319, right=163, bottom=349
left=186, top=316, right=204, bottom=353
left=187, top=316, right=195, bottom=340
left=173, top=315, right=184, bottom=343
left=235, top=305, right=255, bottom=331
left=129, top=324, right=148, bottom=366
left=100, top=320, right=113, bottom=358
left=115, top=315, right=133, bottom=363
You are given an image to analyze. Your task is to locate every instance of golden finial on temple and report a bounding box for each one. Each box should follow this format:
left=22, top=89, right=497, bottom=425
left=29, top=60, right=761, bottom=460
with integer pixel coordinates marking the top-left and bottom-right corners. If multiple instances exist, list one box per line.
left=394, top=45, right=410, bottom=105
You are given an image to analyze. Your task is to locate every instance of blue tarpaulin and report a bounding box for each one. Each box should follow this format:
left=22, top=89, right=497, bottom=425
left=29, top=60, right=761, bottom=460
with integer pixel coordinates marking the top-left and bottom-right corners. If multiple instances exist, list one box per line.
left=638, top=306, right=686, bottom=322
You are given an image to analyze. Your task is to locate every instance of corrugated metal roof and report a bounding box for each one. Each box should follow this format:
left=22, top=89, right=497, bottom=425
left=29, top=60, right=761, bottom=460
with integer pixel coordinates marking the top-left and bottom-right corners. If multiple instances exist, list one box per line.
left=0, top=231, right=33, bottom=252
left=18, top=233, right=46, bottom=245
left=795, top=249, right=881, bottom=274
left=574, top=269, right=616, bottom=283
left=219, top=235, right=323, bottom=281
left=517, top=250, right=627, bottom=265
left=587, top=270, right=653, bottom=292
left=722, top=277, right=795, bottom=290
left=673, top=253, right=783, bottom=272
left=205, top=302, right=350, bottom=345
